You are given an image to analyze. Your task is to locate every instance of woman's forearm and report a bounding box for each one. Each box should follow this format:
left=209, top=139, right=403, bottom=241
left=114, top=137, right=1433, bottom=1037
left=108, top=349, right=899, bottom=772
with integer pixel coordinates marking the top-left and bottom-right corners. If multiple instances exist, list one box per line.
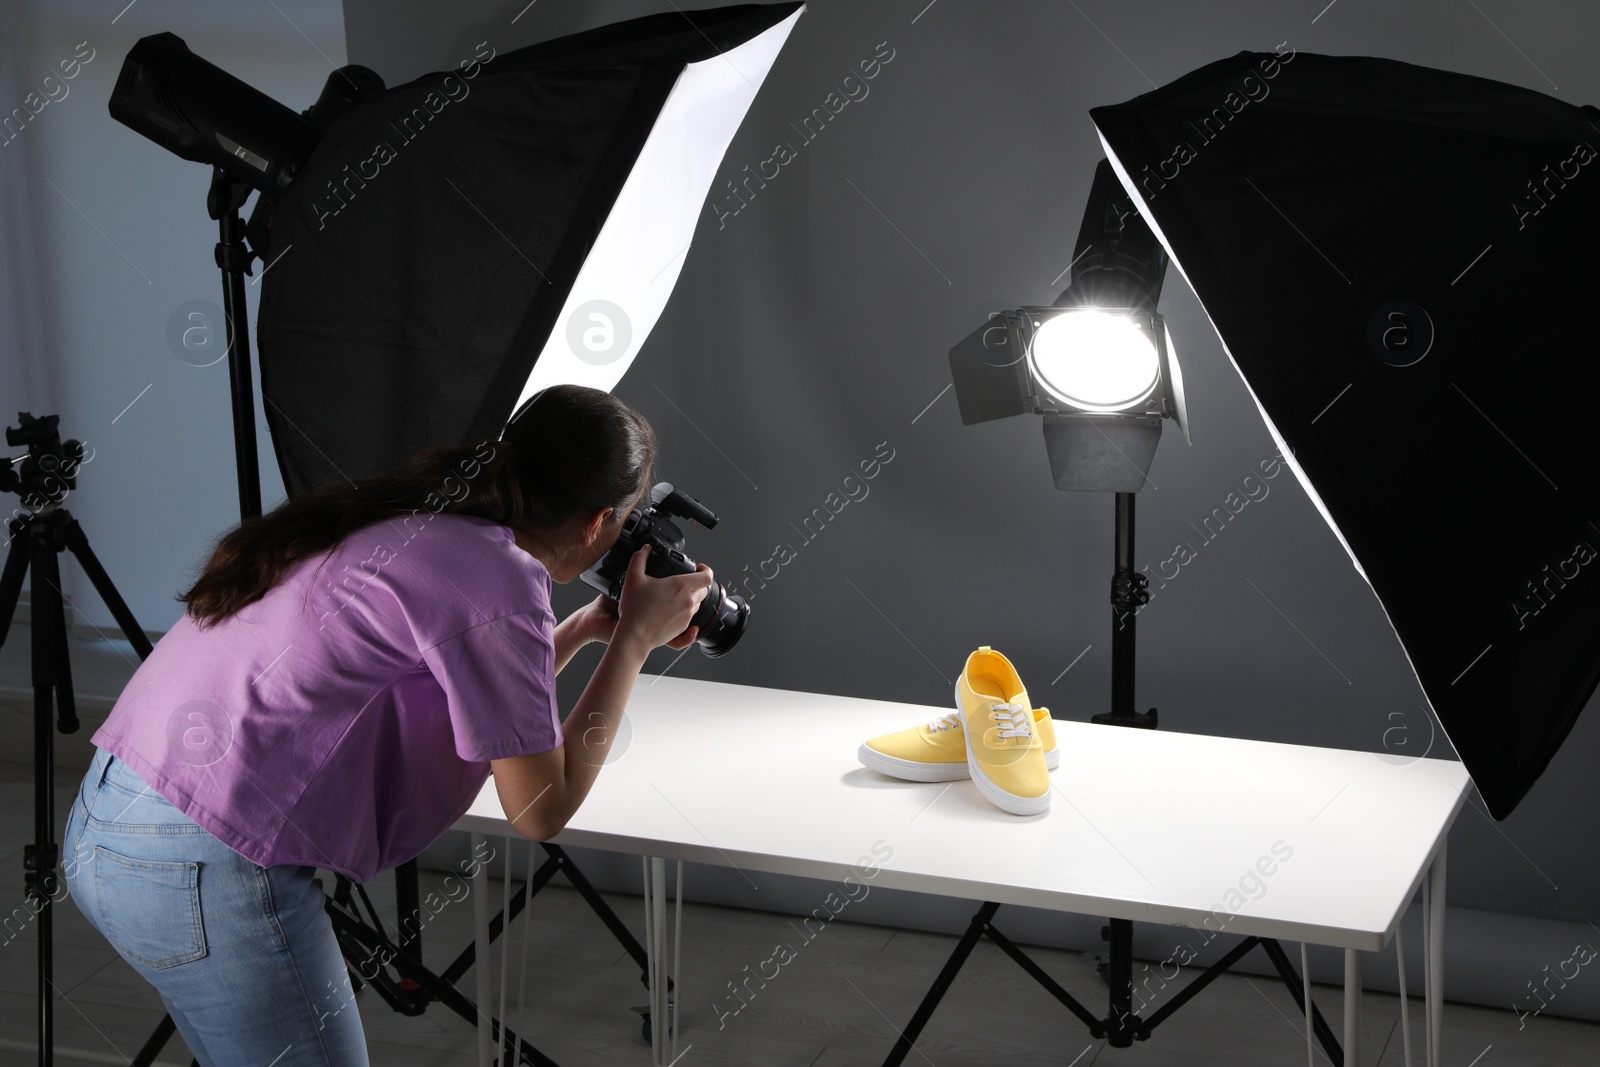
left=551, top=612, right=595, bottom=674
left=550, top=634, right=650, bottom=825
left=492, top=556, right=708, bottom=841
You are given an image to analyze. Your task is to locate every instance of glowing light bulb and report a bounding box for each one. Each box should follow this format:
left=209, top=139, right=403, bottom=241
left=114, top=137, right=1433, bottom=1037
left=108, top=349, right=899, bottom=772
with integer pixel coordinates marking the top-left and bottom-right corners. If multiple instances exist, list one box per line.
left=1028, top=310, right=1161, bottom=412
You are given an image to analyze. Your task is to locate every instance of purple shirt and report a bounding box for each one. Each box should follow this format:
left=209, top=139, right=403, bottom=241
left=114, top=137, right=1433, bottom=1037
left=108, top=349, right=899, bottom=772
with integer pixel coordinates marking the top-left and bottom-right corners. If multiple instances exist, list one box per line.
left=92, top=513, right=559, bottom=883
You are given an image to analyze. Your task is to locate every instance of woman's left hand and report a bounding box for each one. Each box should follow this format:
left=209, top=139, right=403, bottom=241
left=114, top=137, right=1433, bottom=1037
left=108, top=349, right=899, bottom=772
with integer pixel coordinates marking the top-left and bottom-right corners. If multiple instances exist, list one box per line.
left=576, top=588, right=700, bottom=650
left=576, top=594, right=620, bottom=645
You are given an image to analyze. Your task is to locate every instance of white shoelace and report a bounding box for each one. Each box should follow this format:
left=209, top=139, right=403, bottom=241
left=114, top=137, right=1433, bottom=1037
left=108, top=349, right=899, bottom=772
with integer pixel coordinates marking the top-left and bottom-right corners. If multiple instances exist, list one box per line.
left=989, top=701, right=1033, bottom=740
left=927, top=705, right=1033, bottom=739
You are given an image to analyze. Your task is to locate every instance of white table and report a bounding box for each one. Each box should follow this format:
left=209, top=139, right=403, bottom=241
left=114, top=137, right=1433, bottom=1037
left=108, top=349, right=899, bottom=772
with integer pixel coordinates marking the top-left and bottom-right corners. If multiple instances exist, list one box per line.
left=454, top=675, right=1470, bottom=1067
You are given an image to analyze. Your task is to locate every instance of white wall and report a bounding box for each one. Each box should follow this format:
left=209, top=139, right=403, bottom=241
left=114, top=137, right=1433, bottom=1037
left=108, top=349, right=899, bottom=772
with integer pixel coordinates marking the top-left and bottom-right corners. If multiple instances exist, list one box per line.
left=0, top=9, right=52, bottom=437
left=3, top=0, right=344, bottom=634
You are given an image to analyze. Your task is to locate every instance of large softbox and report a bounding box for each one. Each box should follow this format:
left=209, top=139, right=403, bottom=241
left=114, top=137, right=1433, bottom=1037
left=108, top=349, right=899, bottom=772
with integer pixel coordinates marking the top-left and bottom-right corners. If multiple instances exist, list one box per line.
left=257, top=4, right=803, bottom=494
left=1090, top=51, right=1600, bottom=818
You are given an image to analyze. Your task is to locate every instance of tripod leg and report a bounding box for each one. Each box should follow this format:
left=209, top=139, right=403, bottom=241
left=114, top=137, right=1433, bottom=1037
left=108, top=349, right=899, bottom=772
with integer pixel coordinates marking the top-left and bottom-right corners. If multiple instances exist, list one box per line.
left=129, top=1013, right=180, bottom=1067
left=61, top=513, right=154, bottom=658
left=17, top=510, right=167, bottom=1066
left=328, top=889, right=563, bottom=1063
left=981, top=922, right=1105, bottom=1034
left=28, top=524, right=63, bottom=1067
left=396, top=859, right=422, bottom=969
left=542, top=844, right=653, bottom=972
left=0, top=517, right=31, bottom=649
left=1260, top=937, right=1344, bottom=1065
left=439, top=850, right=561, bottom=986
left=881, top=901, right=1000, bottom=1067
left=51, top=578, right=78, bottom=734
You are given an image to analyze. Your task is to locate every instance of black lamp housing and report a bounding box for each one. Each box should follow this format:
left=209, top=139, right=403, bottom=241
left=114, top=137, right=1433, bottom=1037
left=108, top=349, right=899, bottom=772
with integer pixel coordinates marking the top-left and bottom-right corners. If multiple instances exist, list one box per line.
left=948, top=160, right=1186, bottom=491
left=108, top=32, right=384, bottom=200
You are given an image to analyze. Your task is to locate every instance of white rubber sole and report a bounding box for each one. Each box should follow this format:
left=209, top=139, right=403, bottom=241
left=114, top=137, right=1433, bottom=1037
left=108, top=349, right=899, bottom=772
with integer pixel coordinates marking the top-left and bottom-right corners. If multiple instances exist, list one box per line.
left=856, top=743, right=973, bottom=783
left=856, top=739, right=1060, bottom=781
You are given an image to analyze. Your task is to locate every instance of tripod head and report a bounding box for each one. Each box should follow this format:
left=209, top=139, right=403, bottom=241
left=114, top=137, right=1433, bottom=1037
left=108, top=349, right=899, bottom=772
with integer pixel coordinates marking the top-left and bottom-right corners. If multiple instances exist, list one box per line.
left=2, top=413, right=88, bottom=514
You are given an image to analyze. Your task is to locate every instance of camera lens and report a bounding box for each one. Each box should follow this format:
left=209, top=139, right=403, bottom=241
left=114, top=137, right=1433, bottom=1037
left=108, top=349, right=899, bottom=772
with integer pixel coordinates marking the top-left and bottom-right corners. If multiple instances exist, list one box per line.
left=693, top=582, right=750, bottom=658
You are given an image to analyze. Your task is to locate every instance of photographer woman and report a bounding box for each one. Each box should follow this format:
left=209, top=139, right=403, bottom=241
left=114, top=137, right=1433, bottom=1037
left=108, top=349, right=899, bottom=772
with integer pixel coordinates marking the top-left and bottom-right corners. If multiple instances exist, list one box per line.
left=62, top=384, right=711, bottom=1066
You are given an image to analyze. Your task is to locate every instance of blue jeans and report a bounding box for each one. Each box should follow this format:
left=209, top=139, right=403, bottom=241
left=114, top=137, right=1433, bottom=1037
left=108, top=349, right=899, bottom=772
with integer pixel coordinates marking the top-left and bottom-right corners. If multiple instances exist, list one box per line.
left=63, top=746, right=370, bottom=1066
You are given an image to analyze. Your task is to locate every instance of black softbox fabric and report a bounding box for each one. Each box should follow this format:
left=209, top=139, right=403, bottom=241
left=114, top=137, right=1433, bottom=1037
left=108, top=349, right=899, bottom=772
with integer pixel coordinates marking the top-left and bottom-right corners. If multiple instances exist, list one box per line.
left=256, top=4, right=800, bottom=496
left=1091, top=51, right=1600, bottom=818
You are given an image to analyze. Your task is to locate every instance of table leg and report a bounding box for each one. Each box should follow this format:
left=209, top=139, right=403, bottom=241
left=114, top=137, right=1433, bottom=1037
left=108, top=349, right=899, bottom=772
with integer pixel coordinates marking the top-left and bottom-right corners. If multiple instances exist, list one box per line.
left=1301, top=943, right=1313, bottom=1067
left=1422, top=867, right=1431, bottom=1061
left=654, top=857, right=668, bottom=1066
left=497, top=834, right=516, bottom=1066
left=1344, top=948, right=1362, bottom=1067
left=643, top=856, right=680, bottom=1067
left=1426, top=840, right=1447, bottom=1067
left=671, top=860, right=683, bottom=1065
left=1395, top=924, right=1413, bottom=1067
left=472, top=832, right=491, bottom=1067
left=642, top=858, right=657, bottom=1064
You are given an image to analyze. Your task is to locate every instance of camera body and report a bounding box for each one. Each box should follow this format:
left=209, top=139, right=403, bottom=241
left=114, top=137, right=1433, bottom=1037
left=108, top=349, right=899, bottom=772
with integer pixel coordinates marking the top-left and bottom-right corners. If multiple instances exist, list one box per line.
left=579, top=482, right=750, bottom=657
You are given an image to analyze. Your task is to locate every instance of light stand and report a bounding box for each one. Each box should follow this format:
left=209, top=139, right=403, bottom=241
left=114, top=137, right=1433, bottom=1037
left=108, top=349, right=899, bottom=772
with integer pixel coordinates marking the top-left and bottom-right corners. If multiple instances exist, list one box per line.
left=209, top=169, right=263, bottom=520
left=1091, top=490, right=1157, bottom=1048
left=102, top=14, right=817, bottom=1055
left=1096, top=491, right=1156, bottom=730
left=916, top=158, right=1352, bottom=1065
left=116, top=69, right=615, bottom=1067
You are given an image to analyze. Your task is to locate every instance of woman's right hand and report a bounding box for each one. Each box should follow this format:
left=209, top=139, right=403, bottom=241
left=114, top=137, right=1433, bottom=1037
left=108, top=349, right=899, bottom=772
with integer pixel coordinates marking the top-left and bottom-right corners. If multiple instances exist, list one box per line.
left=613, top=546, right=714, bottom=656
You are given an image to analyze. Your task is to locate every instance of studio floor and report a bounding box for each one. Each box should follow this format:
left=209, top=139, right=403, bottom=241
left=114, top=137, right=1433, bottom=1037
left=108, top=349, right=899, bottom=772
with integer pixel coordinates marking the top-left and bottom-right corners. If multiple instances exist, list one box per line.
left=3, top=766, right=1598, bottom=1066
left=2, top=636, right=1597, bottom=1065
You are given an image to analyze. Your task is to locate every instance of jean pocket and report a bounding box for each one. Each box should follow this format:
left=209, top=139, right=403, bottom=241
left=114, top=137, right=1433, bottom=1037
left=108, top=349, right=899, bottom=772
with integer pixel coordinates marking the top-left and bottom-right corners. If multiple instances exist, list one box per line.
left=94, top=845, right=208, bottom=969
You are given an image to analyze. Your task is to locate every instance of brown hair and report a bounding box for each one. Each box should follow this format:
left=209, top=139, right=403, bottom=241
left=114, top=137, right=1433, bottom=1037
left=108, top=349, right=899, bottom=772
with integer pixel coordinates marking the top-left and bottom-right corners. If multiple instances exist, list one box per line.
left=179, top=384, right=654, bottom=627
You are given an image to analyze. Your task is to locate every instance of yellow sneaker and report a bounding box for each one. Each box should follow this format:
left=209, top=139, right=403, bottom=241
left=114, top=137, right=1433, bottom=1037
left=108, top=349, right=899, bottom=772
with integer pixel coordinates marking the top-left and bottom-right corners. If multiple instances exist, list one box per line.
left=858, top=708, right=1059, bottom=783
left=958, top=646, right=1051, bottom=815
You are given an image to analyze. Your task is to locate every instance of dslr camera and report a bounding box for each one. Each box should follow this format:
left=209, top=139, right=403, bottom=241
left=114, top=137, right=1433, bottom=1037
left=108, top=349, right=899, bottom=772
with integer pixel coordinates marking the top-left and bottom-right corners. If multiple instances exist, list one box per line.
left=579, top=482, right=750, bottom=657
